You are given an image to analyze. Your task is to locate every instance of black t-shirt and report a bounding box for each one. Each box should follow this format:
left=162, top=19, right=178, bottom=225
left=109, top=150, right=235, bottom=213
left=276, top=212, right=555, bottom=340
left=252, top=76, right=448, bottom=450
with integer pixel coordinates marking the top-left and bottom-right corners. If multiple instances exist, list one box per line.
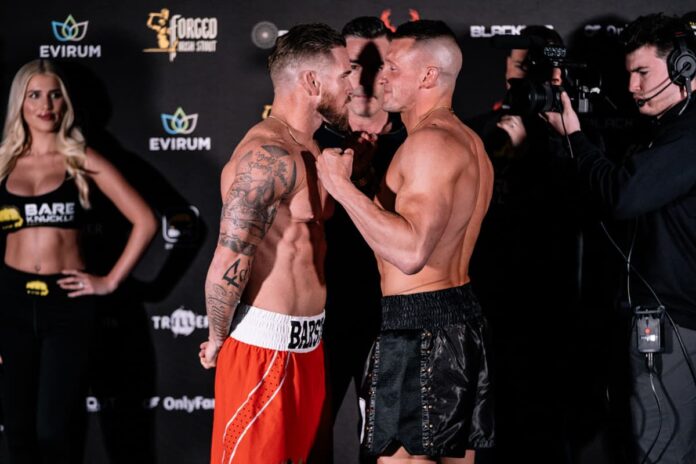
left=314, top=113, right=406, bottom=323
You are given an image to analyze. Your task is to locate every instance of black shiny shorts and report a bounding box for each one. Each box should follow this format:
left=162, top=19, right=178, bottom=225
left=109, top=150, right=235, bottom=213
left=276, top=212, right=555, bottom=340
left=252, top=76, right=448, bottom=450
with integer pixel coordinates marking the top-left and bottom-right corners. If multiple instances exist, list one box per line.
left=360, top=284, right=495, bottom=457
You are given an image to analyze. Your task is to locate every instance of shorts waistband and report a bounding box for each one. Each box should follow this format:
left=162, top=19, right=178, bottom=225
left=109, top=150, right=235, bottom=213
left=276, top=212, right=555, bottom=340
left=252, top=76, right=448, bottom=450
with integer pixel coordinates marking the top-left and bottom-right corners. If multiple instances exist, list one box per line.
left=381, top=283, right=481, bottom=330
left=0, top=264, right=68, bottom=300
left=229, top=304, right=325, bottom=353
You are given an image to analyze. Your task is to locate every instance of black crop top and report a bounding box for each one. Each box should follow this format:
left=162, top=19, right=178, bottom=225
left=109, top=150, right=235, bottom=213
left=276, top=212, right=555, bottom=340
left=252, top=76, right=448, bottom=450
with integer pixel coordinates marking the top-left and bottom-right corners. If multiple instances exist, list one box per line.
left=0, top=174, right=86, bottom=232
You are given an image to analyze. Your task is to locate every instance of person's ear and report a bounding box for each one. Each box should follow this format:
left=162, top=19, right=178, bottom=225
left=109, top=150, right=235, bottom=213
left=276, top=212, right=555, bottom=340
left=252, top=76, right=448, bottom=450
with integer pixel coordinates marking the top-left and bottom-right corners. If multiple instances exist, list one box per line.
left=420, top=66, right=440, bottom=89
left=300, top=70, right=320, bottom=96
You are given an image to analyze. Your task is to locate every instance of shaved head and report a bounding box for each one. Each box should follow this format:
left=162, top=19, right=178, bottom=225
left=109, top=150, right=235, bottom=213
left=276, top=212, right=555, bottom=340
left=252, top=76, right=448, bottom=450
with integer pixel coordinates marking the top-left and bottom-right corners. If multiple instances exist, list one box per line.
left=393, top=20, right=462, bottom=82
left=413, top=37, right=462, bottom=81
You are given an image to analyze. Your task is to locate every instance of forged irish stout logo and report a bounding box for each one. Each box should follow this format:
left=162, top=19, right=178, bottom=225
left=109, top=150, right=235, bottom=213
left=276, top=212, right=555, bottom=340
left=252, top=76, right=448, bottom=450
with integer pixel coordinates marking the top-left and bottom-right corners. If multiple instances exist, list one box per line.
left=39, top=14, right=101, bottom=58
left=149, top=107, right=211, bottom=152
left=143, top=8, right=218, bottom=62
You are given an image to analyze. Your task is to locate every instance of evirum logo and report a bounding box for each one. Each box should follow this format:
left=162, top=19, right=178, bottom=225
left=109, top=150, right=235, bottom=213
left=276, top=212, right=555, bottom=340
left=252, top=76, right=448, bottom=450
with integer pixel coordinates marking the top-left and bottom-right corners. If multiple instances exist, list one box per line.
left=52, top=15, right=88, bottom=42
left=149, top=107, right=211, bottom=152
left=162, top=107, right=198, bottom=135
left=39, top=14, right=101, bottom=58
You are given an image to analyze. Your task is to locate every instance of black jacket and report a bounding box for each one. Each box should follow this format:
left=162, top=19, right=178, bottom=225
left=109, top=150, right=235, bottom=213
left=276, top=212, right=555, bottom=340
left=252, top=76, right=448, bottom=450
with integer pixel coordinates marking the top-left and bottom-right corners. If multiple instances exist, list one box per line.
left=568, top=98, right=696, bottom=328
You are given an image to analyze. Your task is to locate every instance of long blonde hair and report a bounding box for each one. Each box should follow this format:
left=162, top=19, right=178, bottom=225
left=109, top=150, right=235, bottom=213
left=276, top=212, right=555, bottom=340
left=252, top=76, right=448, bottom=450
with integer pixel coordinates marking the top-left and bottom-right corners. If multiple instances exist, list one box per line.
left=0, top=59, right=91, bottom=208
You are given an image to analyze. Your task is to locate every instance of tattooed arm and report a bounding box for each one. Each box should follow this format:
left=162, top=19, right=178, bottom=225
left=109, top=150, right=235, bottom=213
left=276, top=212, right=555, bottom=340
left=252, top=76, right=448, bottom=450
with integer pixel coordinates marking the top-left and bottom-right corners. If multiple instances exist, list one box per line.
left=199, top=143, right=298, bottom=369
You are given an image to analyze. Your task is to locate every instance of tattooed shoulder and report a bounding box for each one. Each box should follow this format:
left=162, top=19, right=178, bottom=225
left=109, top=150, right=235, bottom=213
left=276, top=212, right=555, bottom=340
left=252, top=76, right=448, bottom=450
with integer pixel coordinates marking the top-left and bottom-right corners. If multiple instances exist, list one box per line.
left=261, top=144, right=289, bottom=157
left=218, top=143, right=299, bottom=248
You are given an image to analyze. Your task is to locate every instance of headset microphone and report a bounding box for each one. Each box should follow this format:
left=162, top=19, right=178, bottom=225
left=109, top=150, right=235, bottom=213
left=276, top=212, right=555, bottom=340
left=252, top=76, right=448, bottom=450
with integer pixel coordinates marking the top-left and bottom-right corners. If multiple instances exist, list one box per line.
left=636, top=76, right=674, bottom=107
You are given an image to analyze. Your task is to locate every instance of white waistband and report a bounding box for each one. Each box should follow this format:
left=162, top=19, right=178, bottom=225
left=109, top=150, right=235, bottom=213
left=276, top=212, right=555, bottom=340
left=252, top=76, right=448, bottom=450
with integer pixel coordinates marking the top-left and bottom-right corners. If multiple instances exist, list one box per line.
left=229, top=304, right=325, bottom=353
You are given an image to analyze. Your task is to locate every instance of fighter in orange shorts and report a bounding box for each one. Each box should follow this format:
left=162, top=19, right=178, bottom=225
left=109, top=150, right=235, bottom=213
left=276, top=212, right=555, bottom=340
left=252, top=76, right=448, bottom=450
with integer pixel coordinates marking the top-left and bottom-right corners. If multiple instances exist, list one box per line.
left=199, top=23, right=353, bottom=463
left=211, top=306, right=325, bottom=463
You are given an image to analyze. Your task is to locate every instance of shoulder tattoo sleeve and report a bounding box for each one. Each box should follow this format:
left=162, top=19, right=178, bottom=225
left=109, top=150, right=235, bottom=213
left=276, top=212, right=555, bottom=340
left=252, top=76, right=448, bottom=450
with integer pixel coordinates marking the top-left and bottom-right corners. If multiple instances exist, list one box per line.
left=218, top=144, right=297, bottom=255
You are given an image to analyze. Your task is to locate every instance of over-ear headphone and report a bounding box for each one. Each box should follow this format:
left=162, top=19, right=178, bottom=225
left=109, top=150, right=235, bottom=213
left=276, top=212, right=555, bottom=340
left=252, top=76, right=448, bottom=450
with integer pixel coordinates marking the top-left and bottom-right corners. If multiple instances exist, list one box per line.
left=667, top=30, right=696, bottom=87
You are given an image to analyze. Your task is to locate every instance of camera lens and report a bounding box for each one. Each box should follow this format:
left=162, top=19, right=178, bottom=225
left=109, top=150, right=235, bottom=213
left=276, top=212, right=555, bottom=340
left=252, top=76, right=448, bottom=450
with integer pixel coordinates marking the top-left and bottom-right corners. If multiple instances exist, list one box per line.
left=503, top=79, right=562, bottom=114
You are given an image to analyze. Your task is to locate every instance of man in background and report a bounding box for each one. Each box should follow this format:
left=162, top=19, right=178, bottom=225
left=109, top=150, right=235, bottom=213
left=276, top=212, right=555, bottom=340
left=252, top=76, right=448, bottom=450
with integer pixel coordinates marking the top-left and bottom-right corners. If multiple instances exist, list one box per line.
left=314, top=16, right=406, bottom=460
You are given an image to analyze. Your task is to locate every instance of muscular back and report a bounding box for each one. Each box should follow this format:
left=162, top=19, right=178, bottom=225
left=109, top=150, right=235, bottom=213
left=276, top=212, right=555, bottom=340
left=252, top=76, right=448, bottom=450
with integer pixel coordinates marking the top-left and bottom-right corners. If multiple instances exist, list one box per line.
left=217, top=121, right=330, bottom=316
left=375, top=115, right=493, bottom=296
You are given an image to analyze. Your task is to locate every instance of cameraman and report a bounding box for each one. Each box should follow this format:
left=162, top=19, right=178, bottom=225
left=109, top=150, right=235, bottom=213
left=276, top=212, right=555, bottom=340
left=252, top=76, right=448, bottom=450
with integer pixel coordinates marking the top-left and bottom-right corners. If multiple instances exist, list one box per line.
left=468, top=26, right=583, bottom=463
left=547, top=13, right=696, bottom=463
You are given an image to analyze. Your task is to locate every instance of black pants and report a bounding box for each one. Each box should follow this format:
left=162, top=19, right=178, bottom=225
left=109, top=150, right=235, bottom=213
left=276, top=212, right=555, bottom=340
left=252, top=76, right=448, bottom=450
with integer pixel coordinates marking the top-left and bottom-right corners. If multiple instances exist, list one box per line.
left=0, top=265, right=95, bottom=464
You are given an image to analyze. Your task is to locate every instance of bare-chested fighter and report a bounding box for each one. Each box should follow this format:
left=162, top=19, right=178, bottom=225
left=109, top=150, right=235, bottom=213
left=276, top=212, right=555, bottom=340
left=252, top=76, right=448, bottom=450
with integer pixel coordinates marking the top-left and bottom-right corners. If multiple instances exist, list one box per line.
left=199, top=23, right=352, bottom=464
left=316, top=20, right=495, bottom=464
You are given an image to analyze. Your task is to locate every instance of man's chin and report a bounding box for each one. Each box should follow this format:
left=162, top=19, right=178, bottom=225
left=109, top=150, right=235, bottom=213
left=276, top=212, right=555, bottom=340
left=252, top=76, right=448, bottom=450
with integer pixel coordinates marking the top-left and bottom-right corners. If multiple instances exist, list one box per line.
left=381, top=102, right=399, bottom=113
left=334, top=115, right=350, bottom=131
left=322, top=113, right=350, bottom=131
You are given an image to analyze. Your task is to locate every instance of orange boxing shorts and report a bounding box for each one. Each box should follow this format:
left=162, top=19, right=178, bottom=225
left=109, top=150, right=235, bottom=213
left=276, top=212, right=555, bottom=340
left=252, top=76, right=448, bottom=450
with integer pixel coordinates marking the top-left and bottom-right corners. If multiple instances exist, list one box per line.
left=210, top=304, right=326, bottom=464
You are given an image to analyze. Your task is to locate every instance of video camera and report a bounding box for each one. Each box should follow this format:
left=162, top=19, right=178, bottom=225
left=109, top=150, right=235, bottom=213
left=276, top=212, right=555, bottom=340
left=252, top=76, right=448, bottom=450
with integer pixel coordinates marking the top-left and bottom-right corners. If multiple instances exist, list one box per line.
left=495, top=35, right=601, bottom=115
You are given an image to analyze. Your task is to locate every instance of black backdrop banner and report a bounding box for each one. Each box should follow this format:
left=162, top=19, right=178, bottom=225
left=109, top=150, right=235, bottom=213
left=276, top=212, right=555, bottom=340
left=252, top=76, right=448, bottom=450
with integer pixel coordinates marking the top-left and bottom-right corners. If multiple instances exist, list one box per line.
left=0, top=1, right=693, bottom=463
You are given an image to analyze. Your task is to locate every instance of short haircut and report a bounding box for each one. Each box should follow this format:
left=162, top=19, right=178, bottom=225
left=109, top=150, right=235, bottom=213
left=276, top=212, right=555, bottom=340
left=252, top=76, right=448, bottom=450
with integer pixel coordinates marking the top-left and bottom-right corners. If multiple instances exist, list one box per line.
left=621, top=13, right=695, bottom=58
left=393, top=19, right=457, bottom=42
left=268, top=23, right=345, bottom=80
left=342, top=16, right=391, bottom=39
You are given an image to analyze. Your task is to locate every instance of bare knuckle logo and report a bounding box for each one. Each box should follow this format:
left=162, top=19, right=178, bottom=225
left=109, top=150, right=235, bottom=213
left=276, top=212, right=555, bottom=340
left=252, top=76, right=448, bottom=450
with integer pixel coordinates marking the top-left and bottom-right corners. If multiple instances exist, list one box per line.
left=0, top=206, right=24, bottom=230
left=143, top=7, right=218, bottom=62
left=25, top=202, right=75, bottom=226
left=39, top=14, right=101, bottom=58
left=149, top=107, right=211, bottom=152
